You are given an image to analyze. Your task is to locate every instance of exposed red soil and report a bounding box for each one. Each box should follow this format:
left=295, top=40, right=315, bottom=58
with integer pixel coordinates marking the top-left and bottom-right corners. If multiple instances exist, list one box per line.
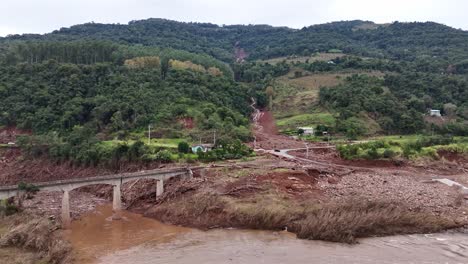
left=0, top=148, right=178, bottom=185
left=255, top=170, right=322, bottom=199
left=177, top=117, right=194, bottom=129
left=0, top=126, right=31, bottom=143
left=234, top=42, right=248, bottom=62
left=217, top=169, right=323, bottom=199
left=258, top=111, right=278, bottom=135
left=438, top=150, right=468, bottom=163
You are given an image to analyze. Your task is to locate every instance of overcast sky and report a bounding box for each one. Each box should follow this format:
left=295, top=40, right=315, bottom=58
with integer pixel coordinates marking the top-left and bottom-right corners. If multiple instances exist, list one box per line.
left=1, top=0, right=467, bottom=36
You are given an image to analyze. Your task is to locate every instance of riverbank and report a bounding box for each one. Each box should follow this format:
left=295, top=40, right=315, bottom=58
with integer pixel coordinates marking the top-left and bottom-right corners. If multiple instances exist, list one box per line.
left=1, top=162, right=467, bottom=263
left=0, top=190, right=109, bottom=264
left=129, top=164, right=468, bottom=243
left=1, top=155, right=467, bottom=263
left=0, top=212, right=71, bottom=264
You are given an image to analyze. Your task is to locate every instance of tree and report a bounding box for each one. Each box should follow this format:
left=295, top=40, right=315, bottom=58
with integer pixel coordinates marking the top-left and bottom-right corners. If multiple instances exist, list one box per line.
left=443, top=103, right=457, bottom=117
left=178, top=141, right=190, bottom=153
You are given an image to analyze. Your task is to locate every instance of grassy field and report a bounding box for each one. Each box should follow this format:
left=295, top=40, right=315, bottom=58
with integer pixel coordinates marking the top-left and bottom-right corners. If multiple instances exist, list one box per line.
left=276, top=113, right=336, bottom=130
left=337, top=135, right=468, bottom=160
left=271, top=68, right=385, bottom=133
left=272, top=71, right=349, bottom=118
left=260, top=52, right=345, bottom=65
left=272, top=68, right=385, bottom=114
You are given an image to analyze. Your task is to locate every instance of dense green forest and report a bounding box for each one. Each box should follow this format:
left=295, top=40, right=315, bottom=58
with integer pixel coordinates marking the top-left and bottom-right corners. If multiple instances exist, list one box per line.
left=0, top=18, right=467, bottom=164
left=3, top=19, right=468, bottom=66
left=0, top=40, right=259, bottom=164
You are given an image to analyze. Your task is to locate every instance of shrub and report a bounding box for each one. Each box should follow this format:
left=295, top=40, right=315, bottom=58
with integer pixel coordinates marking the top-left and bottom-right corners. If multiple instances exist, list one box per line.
left=383, top=149, right=396, bottom=159
left=177, top=141, right=190, bottom=153
left=0, top=199, right=20, bottom=216
left=128, top=140, right=146, bottom=161
left=421, top=147, right=439, bottom=159
left=18, top=182, right=39, bottom=193
left=155, top=150, right=173, bottom=162
left=366, top=147, right=380, bottom=160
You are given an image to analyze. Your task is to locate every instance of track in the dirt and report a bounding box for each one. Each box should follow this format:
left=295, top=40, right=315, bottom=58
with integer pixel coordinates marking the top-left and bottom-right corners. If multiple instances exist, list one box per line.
left=251, top=110, right=468, bottom=179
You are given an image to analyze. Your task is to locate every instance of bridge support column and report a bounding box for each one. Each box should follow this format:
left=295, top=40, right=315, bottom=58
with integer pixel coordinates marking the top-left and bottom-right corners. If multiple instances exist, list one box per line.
left=112, top=183, right=122, bottom=220
left=186, top=169, right=194, bottom=180
left=61, top=190, right=71, bottom=229
left=156, top=180, right=164, bottom=197
left=15, top=190, right=22, bottom=208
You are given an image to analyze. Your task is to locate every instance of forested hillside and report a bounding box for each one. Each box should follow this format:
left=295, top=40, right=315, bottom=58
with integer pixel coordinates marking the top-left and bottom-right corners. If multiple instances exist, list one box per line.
left=0, top=40, right=258, bottom=165
left=0, top=18, right=467, bottom=165
left=3, top=19, right=468, bottom=67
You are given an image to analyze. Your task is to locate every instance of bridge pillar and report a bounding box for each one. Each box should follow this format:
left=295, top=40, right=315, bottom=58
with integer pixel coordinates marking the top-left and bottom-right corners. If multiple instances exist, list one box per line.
left=112, top=183, right=122, bottom=220
left=15, top=190, right=22, bottom=208
left=61, top=190, right=71, bottom=229
left=186, top=169, right=194, bottom=180
left=156, top=180, right=164, bottom=197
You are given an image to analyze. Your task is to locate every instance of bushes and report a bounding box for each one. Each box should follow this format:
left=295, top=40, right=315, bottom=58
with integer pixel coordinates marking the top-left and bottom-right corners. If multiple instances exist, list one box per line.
left=154, top=150, right=173, bottom=162
left=338, top=140, right=391, bottom=160
left=17, top=132, right=177, bottom=166
left=177, top=142, right=190, bottom=153
left=18, top=182, right=40, bottom=193
left=383, top=149, right=396, bottom=159
left=17, top=129, right=253, bottom=165
left=198, top=139, right=253, bottom=162
left=0, top=199, right=19, bottom=216
left=338, top=135, right=458, bottom=160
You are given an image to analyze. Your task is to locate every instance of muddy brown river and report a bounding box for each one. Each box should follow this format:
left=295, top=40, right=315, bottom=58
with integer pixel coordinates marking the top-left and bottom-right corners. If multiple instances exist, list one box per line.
left=66, top=205, right=468, bottom=264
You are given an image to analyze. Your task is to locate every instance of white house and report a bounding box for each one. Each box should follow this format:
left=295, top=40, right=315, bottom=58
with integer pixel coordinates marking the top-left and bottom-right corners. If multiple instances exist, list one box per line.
left=429, top=109, right=441, bottom=117
left=298, top=127, right=315, bottom=135
left=191, top=144, right=214, bottom=153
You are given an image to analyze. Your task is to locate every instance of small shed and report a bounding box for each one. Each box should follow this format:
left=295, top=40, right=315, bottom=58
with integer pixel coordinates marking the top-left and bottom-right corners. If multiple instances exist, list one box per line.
left=429, top=109, right=441, bottom=117
left=191, top=144, right=214, bottom=153
left=298, top=127, right=315, bottom=135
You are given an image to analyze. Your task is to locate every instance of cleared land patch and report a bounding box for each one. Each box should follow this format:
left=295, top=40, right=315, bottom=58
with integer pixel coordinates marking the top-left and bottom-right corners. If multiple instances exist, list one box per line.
left=276, top=113, right=336, bottom=131
left=271, top=70, right=385, bottom=131
left=260, top=52, right=345, bottom=65
left=274, top=70, right=385, bottom=114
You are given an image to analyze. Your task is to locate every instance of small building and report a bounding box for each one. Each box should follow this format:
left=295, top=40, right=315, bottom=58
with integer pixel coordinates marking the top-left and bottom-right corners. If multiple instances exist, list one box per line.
left=297, top=127, right=315, bottom=135
left=429, top=109, right=441, bottom=117
left=191, top=144, right=214, bottom=153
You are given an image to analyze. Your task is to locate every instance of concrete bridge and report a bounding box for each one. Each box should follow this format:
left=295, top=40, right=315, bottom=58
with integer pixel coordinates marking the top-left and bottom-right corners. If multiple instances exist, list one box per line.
left=0, top=167, right=193, bottom=228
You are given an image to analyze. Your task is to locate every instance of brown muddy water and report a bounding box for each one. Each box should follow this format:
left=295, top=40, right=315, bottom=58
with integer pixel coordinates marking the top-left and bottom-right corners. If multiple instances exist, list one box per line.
left=67, top=205, right=468, bottom=264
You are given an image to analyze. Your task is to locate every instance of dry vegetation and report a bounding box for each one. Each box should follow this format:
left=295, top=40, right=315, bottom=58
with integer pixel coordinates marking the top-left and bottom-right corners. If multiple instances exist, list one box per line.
left=0, top=213, right=72, bottom=264
left=145, top=192, right=458, bottom=243
left=139, top=167, right=464, bottom=244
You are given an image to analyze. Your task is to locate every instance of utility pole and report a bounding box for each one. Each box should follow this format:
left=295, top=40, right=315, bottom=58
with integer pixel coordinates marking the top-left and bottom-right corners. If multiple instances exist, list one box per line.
left=148, top=124, right=152, bottom=145
left=304, top=142, right=309, bottom=159
left=213, top=130, right=216, bottom=146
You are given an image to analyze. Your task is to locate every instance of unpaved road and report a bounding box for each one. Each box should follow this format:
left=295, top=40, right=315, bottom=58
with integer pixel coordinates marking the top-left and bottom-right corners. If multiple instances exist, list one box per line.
left=247, top=109, right=468, bottom=225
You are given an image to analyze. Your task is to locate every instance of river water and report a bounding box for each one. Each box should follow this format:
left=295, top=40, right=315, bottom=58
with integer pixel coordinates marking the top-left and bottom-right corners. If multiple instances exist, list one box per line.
left=66, top=205, right=468, bottom=264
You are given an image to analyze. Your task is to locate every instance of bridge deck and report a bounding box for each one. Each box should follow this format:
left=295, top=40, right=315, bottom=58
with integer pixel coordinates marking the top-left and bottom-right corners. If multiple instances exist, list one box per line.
left=0, top=167, right=190, bottom=192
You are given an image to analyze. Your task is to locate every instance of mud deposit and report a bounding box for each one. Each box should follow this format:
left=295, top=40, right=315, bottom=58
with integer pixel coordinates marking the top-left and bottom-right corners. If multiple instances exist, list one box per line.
left=69, top=205, right=468, bottom=264
left=65, top=205, right=189, bottom=264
